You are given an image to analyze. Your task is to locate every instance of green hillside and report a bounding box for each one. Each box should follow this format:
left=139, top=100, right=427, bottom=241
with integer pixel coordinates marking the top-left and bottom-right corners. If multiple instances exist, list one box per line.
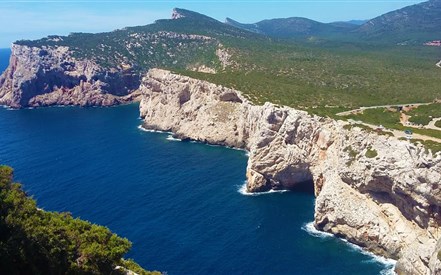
left=16, top=8, right=264, bottom=73
left=225, top=16, right=357, bottom=39
left=13, top=7, right=441, bottom=132
left=357, top=0, right=441, bottom=43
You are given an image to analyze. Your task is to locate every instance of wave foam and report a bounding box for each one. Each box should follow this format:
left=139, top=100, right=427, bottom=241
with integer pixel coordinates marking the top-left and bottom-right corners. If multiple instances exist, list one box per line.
left=302, top=222, right=396, bottom=274
left=1, top=105, right=17, bottom=111
left=137, top=125, right=171, bottom=134
left=301, top=222, right=334, bottom=238
left=166, top=134, right=182, bottom=141
left=237, top=182, right=289, bottom=196
left=137, top=125, right=250, bottom=155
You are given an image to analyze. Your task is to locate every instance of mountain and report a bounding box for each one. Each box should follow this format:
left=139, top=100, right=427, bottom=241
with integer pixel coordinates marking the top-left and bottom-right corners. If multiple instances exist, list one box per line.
left=345, top=20, right=368, bottom=25
left=1, top=5, right=441, bottom=110
left=226, top=0, right=441, bottom=43
left=225, top=17, right=357, bottom=38
left=357, top=0, right=441, bottom=42
left=0, top=8, right=265, bottom=108
left=224, top=18, right=262, bottom=34
left=330, top=20, right=368, bottom=27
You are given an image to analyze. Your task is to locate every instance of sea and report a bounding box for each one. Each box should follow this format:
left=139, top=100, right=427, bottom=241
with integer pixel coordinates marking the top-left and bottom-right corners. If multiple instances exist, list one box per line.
left=0, top=49, right=394, bottom=274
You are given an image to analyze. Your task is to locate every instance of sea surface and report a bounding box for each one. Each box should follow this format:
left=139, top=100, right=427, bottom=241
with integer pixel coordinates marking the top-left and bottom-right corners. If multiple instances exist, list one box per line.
left=0, top=48, right=11, bottom=71
left=0, top=50, right=393, bottom=274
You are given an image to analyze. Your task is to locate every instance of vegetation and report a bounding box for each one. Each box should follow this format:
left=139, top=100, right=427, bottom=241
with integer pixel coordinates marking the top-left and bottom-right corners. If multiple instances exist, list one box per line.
left=411, top=140, right=441, bottom=154
left=15, top=8, right=441, bottom=113
left=436, top=120, right=441, bottom=128
left=0, top=165, right=159, bottom=275
left=12, top=7, right=441, bottom=150
left=407, top=104, right=441, bottom=125
left=346, top=108, right=401, bottom=128
left=344, top=145, right=358, bottom=165
left=343, top=108, right=441, bottom=140
left=365, top=147, right=378, bottom=158
left=177, top=39, right=441, bottom=114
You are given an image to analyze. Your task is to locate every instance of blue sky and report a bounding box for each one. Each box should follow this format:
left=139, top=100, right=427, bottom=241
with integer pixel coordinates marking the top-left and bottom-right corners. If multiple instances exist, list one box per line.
left=0, top=0, right=425, bottom=48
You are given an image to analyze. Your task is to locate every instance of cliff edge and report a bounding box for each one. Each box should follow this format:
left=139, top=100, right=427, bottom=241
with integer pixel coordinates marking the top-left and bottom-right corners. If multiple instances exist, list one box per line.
left=0, top=44, right=140, bottom=108
left=140, top=68, right=441, bottom=274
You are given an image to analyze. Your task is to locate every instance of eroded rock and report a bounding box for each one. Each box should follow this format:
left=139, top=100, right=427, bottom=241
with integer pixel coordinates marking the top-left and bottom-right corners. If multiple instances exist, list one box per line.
left=0, top=44, right=140, bottom=108
left=140, top=68, right=441, bottom=274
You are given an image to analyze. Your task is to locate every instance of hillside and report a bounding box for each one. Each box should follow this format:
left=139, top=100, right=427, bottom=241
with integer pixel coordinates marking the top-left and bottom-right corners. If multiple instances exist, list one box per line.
left=0, top=8, right=268, bottom=107
left=357, top=0, right=441, bottom=43
left=225, top=16, right=357, bottom=39
left=226, top=0, right=441, bottom=43
left=1, top=6, right=440, bottom=131
left=16, top=8, right=263, bottom=72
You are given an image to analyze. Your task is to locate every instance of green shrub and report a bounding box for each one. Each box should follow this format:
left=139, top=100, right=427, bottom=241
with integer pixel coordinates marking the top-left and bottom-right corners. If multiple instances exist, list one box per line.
left=344, top=146, right=359, bottom=165
left=407, top=104, right=441, bottom=126
left=365, top=147, right=378, bottom=158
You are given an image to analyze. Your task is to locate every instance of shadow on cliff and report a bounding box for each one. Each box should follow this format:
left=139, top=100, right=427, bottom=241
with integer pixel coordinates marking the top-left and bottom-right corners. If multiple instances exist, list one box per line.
left=285, top=179, right=315, bottom=195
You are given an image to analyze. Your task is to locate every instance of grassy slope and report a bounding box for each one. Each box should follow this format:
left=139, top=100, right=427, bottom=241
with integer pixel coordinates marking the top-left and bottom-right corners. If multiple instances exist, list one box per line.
left=179, top=40, right=441, bottom=109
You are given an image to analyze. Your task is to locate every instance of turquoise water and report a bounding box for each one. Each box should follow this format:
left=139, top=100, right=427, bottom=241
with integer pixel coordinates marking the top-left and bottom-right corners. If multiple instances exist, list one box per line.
left=0, top=50, right=392, bottom=274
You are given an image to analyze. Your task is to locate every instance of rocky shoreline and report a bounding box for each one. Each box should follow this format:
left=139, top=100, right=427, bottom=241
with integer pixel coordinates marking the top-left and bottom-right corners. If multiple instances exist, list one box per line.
left=2, top=42, right=441, bottom=273
left=139, top=68, right=441, bottom=275
left=0, top=44, right=141, bottom=108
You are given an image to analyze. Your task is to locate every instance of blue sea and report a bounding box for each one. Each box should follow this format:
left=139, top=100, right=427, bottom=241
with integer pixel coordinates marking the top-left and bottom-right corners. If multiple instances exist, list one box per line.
left=0, top=49, right=394, bottom=274
left=0, top=48, right=10, bottom=71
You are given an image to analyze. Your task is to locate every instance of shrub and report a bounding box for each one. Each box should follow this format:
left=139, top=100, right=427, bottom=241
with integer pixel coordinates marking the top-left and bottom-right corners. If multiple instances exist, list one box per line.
left=365, top=147, right=378, bottom=158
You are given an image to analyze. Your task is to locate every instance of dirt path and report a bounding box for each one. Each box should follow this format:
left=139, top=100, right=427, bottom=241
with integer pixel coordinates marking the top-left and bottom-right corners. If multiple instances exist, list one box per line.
left=347, top=119, right=441, bottom=143
left=336, top=102, right=433, bottom=117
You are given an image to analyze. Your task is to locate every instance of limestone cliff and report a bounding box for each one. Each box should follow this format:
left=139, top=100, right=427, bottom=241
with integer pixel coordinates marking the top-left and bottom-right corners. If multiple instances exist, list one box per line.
left=0, top=44, right=140, bottom=108
left=140, top=68, right=441, bottom=274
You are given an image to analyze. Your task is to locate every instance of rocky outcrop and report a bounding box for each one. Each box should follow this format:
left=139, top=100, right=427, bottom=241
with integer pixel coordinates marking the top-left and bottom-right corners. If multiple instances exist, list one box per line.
left=0, top=44, right=141, bottom=108
left=140, top=68, right=441, bottom=274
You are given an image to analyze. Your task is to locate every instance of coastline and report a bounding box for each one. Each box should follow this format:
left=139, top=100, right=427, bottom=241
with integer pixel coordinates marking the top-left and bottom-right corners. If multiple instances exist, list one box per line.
left=138, top=123, right=250, bottom=154
left=301, top=222, right=397, bottom=275
left=138, top=120, right=397, bottom=273
left=138, top=68, right=441, bottom=274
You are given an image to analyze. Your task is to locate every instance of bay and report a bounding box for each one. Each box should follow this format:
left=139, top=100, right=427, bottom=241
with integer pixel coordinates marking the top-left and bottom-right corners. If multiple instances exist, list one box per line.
left=0, top=49, right=392, bottom=274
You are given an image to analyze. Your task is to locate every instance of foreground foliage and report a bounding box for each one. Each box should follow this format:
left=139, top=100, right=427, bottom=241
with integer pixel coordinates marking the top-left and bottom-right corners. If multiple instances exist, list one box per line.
left=0, top=166, right=159, bottom=275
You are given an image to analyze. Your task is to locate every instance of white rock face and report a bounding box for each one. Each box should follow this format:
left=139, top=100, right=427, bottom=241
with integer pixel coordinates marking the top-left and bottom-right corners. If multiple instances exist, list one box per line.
left=140, top=68, right=441, bottom=274
left=0, top=44, right=140, bottom=108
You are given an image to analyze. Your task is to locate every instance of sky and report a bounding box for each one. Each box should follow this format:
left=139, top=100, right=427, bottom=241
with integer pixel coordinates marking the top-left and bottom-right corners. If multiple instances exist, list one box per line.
left=0, top=0, right=426, bottom=48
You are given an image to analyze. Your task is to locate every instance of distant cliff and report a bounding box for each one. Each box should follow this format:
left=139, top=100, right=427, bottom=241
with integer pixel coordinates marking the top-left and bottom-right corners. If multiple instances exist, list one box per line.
left=0, top=44, right=141, bottom=108
left=0, top=8, right=257, bottom=108
left=140, top=68, right=441, bottom=275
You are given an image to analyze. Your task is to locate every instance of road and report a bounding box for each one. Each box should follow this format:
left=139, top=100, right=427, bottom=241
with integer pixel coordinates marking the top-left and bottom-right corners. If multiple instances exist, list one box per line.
left=336, top=102, right=433, bottom=116
left=347, top=119, right=441, bottom=143
left=427, top=117, right=441, bottom=130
